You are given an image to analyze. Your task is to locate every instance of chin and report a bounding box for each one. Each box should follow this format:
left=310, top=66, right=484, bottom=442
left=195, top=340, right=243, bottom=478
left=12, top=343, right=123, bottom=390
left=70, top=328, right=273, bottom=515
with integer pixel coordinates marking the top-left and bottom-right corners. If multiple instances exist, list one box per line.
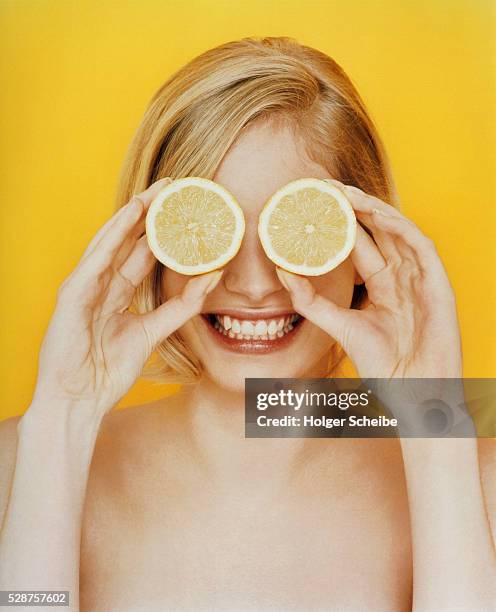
left=202, top=360, right=310, bottom=394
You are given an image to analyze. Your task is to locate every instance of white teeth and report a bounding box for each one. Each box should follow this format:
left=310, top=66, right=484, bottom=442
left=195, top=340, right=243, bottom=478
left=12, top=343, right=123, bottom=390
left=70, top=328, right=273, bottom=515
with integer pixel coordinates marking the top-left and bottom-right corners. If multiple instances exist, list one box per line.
left=267, top=320, right=278, bottom=335
left=241, top=321, right=255, bottom=335
left=254, top=320, right=267, bottom=336
left=211, top=314, right=300, bottom=341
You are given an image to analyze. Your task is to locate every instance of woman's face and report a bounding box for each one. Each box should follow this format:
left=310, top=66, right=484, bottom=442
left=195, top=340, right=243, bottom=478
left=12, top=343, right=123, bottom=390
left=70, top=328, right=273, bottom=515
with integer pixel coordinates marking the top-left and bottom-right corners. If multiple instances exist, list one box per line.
left=161, top=120, right=359, bottom=392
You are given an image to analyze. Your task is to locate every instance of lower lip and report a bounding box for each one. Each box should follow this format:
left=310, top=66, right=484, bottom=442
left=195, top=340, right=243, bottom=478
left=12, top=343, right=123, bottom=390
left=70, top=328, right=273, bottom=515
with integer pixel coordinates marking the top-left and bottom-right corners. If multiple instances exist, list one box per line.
left=202, top=315, right=304, bottom=354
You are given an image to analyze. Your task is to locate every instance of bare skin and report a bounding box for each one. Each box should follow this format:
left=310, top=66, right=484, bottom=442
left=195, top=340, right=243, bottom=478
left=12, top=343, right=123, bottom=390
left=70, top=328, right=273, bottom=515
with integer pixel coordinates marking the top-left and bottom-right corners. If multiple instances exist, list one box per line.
left=81, top=399, right=414, bottom=611
left=1, top=399, right=494, bottom=610
left=0, top=120, right=495, bottom=611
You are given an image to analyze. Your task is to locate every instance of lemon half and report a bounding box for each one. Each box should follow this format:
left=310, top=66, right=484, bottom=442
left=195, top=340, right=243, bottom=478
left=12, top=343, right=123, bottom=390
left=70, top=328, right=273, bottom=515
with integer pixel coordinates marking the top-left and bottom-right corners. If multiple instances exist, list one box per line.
left=146, top=177, right=245, bottom=275
left=258, top=178, right=357, bottom=276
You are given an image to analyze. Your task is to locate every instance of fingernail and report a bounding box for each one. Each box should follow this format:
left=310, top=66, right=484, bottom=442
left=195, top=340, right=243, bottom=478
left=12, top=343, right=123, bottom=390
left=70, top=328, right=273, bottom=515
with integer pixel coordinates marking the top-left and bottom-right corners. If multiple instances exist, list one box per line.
left=345, top=184, right=363, bottom=193
left=324, top=178, right=345, bottom=189
left=129, top=196, right=144, bottom=213
left=138, top=178, right=172, bottom=200
left=277, top=268, right=314, bottom=306
left=203, top=269, right=224, bottom=294
left=184, top=269, right=223, bottom=303
left=276, top=267, right=293, bottom=292
left=372, top=207, right=390, bottom=217
left=121, top=196, right=142, bottom=216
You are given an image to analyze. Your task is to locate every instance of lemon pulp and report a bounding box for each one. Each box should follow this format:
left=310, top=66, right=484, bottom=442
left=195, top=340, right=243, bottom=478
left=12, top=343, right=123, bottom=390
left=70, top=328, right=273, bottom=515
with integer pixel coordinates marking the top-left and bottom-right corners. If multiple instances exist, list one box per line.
left=258, top=179, right=356, bottom=276
left=155, top=186, right=237, bottom=265
left=146, top=178, right=245, bottom=275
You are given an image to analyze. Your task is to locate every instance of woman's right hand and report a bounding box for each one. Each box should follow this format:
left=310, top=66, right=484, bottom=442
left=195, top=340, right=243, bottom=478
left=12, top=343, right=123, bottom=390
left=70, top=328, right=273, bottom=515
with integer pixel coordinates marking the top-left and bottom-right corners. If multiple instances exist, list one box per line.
left=29, top=178, right=223, bottom=417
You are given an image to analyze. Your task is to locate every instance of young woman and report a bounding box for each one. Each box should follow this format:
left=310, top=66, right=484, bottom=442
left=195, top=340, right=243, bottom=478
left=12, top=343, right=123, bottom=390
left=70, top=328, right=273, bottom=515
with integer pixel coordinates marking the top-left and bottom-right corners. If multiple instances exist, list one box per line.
left=0, top=37, right=495, bottom=611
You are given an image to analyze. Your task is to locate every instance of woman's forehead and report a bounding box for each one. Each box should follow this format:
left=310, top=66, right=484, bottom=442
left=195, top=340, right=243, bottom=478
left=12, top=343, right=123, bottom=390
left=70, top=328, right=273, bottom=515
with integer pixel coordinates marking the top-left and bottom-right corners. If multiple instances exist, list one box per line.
left=213, top=120, right=331, bottom=217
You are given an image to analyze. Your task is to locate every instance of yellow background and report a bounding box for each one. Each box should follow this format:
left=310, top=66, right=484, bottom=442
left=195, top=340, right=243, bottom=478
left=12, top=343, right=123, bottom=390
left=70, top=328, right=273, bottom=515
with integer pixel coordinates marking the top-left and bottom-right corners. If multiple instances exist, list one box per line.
left=1, top=0, right=495, bottom=420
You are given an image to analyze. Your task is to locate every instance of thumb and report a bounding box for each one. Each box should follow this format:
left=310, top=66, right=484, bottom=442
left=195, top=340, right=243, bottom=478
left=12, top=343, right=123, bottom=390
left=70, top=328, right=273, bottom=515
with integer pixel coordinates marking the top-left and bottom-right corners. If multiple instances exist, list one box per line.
left=140, top=269, right=223, bottom=347
left=276, top=267, right=355, bottom=348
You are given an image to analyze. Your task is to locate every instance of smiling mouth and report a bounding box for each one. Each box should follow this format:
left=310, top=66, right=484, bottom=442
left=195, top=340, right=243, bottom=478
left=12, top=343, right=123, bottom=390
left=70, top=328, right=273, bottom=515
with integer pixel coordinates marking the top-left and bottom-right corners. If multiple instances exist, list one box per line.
left=202, top=312, right=304, bottom=353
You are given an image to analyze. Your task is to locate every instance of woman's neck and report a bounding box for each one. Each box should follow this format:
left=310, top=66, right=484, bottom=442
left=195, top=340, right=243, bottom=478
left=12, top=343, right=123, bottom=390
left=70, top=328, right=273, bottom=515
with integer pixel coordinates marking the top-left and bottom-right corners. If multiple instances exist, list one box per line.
left=177, top=375, right=324, bottom=489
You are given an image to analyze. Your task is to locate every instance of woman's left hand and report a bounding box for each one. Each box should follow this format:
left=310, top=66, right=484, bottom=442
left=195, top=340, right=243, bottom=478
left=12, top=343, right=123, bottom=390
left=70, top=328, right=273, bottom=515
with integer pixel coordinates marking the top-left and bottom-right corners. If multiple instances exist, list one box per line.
left=276, top=182, right=463, bottom=380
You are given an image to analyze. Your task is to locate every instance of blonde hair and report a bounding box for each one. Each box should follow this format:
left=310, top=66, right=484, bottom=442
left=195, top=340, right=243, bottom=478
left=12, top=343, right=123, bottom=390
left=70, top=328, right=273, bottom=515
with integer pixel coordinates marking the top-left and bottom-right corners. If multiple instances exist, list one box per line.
left=116, top=37, right=398, bottom=384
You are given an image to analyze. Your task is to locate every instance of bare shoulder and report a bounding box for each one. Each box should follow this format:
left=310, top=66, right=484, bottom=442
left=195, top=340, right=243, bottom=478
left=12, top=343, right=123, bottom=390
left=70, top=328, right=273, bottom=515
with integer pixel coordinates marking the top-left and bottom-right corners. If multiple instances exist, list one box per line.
left=93, top=394, right=183, bottom=459
left=86, top=393, right=186, bottom=496
left=0, top=395, right=183, bottom=519
left=0, top=415, right=22, bottom=522
left=478, top=438, right=496, bottom=541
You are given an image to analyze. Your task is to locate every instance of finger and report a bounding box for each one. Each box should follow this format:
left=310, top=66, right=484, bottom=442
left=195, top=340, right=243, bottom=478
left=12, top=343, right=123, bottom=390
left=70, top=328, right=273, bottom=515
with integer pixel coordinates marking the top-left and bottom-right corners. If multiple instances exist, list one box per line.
left=140, top=269, right=224, bottom=347
left=111, top=177, right=173, bottom=269
left=275, top=268, right=356, bottom=347
left=355, top=211, right=402, bottom=264
left=97, top=237, right=157, bottom=316
left=326, top=179, right=404, bottom=219
left=112, top=216, right=148, bottom=271
left=119, top=236, right=156, bottom=289
left=58, top=181, right=172, bottom=308
left=351, top=224, right=386, bottom=282
left=81, top=196, right=143, bottom=260
left=338, top=184, right=422, bottom=268
left=82, top=177, right=172, bottom=261
left=77, top=197, right=144, bottom=282
left=325, top=179, right=402, bottom=264
left=83, top=175, right=172, bottom=275
left=137, top=177, right=174, bottom=210
left=370, top=209, right=442, bottom=273
left=393, top=235, right=419, bottom=267
left=356, top=212, right=418, bottom=265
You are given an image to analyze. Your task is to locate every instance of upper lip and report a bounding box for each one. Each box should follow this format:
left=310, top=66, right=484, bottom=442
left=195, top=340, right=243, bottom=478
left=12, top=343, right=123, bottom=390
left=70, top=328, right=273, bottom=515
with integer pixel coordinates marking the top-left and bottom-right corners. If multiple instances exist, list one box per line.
left=203, top=309, right=298, bottom=320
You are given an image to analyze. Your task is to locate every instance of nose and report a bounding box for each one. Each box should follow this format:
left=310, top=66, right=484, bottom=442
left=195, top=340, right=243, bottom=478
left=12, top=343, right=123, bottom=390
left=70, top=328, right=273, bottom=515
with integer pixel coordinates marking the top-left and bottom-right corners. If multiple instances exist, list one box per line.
left=223, top=224, right=283, bottom=303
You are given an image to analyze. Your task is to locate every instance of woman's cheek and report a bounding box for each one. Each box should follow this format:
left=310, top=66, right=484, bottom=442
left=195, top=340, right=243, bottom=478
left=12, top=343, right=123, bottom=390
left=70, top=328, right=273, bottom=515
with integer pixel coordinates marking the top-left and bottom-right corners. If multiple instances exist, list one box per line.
left=163, top=259, right=357, bottom=308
